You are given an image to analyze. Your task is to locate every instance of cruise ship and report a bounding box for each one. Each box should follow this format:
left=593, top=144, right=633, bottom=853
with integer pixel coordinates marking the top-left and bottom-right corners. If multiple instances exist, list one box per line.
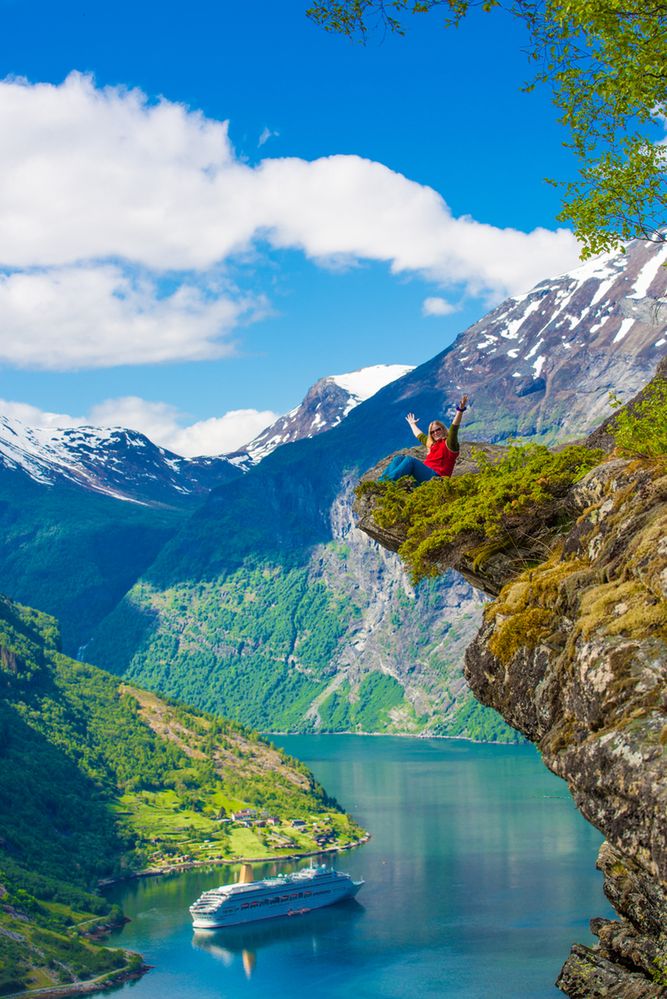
left=189, top=863, right=363, bottom=929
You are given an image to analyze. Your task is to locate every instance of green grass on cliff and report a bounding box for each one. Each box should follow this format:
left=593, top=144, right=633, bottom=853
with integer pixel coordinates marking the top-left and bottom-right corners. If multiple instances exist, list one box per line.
left=359, top=443, right=604, bottom=581
left=610, top=375, right=667, bottom=462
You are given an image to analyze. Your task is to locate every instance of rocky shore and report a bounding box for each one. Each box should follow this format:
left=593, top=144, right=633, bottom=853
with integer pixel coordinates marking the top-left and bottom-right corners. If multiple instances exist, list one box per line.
left=4, top=960, right=151, bottom=999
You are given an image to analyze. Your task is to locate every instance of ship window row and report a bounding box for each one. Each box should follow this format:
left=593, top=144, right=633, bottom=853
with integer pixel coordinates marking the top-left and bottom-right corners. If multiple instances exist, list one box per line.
left=240, top=889, right=315, bottom=910
left=235, top=891, right=321, bottom=909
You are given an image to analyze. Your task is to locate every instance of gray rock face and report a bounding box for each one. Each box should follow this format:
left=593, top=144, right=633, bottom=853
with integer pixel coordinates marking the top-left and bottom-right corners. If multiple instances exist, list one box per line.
left=556, top=943, right=666, bottom=998
left=309, top=479, right=486, bottom=729
left=440, top=239, right=667, bottom=444
left=559, top=845, right=667, bottom=997
left=354, top=370, right=667, bottom=996
left=556, top=833, right=667, bottom=996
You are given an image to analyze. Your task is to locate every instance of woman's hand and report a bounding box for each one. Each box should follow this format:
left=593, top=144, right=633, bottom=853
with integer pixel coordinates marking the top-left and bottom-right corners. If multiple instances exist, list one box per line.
left=406, top=412, right=423, bottom=440
left=458, top=395, right=468, bottom=411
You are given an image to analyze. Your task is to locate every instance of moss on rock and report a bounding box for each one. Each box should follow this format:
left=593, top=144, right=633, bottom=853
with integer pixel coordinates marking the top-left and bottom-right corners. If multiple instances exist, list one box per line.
left=576, top=579, right=667, bottom=642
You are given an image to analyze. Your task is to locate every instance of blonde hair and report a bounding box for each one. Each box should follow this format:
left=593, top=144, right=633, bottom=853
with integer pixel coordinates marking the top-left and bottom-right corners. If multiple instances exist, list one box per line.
left=426, top=420, right=446, bottom=450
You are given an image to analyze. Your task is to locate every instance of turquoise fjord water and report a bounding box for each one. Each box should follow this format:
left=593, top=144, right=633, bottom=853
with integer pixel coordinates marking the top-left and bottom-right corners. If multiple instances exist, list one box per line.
left=106, top=737, right=612, bottom=999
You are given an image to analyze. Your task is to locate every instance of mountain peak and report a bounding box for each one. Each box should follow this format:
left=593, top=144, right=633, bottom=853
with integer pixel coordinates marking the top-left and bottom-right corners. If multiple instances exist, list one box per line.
left=430, top=237, right=667, bottom=441
left=237, top=363, right=414, bottom=464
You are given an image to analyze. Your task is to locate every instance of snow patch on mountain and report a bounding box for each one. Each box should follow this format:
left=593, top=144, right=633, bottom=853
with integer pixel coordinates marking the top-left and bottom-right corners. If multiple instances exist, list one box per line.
left=613, top=317, right=636, bottom=343
left=629, top=243, right=667, bottom=299
left=330, top=364, right=413, bottom=405
left=0, top=417, right=120, bottom=488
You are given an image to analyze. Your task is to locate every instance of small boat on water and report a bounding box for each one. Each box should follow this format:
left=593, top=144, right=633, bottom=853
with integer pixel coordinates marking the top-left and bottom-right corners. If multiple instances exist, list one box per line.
left=189, top=862, right=364, bottom=929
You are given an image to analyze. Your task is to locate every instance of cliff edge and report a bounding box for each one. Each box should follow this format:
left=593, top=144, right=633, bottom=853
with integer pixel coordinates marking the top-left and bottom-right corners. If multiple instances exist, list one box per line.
left=354, top=365, right=667, bottom=998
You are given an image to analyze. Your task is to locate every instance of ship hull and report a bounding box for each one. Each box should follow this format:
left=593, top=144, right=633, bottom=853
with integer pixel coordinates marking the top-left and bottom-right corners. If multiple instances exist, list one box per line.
left=191, top=879, right=362, bottom=929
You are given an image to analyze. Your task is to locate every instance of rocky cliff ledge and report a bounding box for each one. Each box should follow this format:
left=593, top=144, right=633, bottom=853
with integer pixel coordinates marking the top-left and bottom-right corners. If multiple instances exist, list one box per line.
left=354, top=378, right=667, bottom=997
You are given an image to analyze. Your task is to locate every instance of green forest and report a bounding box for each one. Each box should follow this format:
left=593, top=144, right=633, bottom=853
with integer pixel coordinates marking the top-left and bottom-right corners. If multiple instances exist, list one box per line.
left=87, top=545, right=520, bottom=741
left=88, top=561, right=347, bottom=729
left=0, top=469, right=181, bottom=653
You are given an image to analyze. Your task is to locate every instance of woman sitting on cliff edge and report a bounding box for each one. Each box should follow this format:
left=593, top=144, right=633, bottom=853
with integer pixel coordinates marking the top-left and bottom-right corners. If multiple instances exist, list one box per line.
left=379, top=395, right=468, bottom=485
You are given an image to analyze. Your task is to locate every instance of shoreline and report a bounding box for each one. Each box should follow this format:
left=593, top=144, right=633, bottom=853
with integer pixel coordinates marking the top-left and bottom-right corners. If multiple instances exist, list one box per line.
left=5, top=959, right=151, bottom=999
left=98, top=833, right=371, bottom=889
left=264, top=730, right=524, bottom=745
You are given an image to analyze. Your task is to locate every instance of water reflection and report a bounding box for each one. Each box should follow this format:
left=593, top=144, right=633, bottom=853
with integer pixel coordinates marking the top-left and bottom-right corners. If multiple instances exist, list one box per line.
left=193, top=900, right=365, bottom=979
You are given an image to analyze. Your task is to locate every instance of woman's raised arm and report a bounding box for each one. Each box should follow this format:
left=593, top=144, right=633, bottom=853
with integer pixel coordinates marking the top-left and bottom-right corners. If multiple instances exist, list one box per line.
left=406, top=412, right=424, bottom=440
left=447, top=395, right=468, bottom=452
left=451, top=395, right=468, bottom=429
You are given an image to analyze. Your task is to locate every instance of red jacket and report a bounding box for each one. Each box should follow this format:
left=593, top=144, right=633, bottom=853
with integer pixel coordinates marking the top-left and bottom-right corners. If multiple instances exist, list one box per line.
left=424, top=440, right=458, bottom=477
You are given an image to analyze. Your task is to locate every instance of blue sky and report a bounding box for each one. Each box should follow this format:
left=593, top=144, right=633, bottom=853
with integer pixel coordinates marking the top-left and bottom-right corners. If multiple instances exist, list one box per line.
left=0, top=0, right=583, bottom=453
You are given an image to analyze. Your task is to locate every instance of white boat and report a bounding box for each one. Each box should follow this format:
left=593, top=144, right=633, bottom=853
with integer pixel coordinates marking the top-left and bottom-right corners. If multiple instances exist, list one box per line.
left=189, top=863, right=364, bottom=929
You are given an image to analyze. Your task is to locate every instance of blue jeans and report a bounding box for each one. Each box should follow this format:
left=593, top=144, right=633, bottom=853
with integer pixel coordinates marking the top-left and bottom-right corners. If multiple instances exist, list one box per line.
left=379, top=455, right=439, bottom=484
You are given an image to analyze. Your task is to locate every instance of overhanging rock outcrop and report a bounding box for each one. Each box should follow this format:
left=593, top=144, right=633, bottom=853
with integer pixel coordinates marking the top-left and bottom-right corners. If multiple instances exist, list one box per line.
left=355, top=442, right=515, bottom=595
left=354, top=398, right=667, bottom=997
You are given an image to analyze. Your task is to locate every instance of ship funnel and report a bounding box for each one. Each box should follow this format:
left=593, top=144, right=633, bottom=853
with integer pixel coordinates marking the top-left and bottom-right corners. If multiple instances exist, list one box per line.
left=238, top=863, right=254, bottom=884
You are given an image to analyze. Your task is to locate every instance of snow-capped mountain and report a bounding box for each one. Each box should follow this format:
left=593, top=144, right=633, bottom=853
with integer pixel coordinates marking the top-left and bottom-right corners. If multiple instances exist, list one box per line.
left=227, top=238, right=667, bottom=470
left=0, top=417, right=241, bottom=507
left=231, top=363, right=414, bottom=465
left=409, top=237, right=667, bottom=440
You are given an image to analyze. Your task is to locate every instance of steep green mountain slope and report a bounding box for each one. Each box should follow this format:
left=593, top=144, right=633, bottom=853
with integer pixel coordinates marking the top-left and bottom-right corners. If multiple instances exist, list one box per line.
left=0, top=469, right=181, bottom=655
left=0, top=593, right=361, bottom=995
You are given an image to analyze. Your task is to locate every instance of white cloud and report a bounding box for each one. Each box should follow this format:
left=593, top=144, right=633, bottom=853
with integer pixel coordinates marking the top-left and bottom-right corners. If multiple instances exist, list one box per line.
left=258, top=126, right=279, bottom=147
left=167, top=409, right=279, bottom=455
left=0, top=73, right=583, bottom=370
left=0, top=265, right=262, bottom=369
left=0, top=399, right=83, bottom=428
left=90, top=397, right=278, bottom=455
left=0, top=394, right=278, bottom=456
left=422, top=296, right=459, bottom=317
left=255, top=157, right=579, bottom=296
